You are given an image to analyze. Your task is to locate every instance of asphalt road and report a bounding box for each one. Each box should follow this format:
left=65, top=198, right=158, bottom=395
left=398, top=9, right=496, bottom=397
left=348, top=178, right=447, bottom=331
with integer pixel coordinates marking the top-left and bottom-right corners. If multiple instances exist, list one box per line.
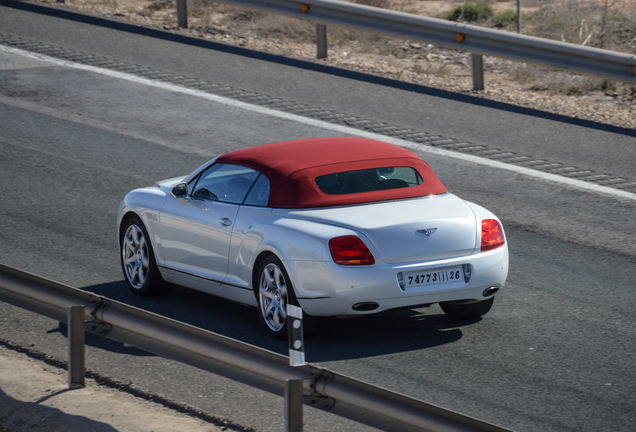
left=1, top=3, right=636, bottom=432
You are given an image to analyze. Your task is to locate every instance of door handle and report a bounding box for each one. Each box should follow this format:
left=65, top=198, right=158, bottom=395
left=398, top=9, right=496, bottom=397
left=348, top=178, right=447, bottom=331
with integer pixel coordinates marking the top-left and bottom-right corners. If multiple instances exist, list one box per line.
left=219, top=218, right=232, bottom=227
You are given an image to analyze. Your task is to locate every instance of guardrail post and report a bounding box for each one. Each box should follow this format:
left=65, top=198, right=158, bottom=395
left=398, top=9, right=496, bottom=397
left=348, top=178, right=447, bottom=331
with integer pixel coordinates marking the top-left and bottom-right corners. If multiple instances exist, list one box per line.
left=471, top=54, right=485, bottom=91
left=68, top=305, right=85, bottom=389
left=285, top=379, right=304, bottom=432
left=177, top=0, right=188, bottom=28
left=287, top=304, right=305, bottom=367
left=316, top=24, right=327, bottom=59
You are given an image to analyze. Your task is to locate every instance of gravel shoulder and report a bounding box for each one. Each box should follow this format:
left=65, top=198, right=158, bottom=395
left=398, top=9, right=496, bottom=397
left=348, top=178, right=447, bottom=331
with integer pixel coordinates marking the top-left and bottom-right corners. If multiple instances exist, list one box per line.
left=0, top=345, right=232, bottom=432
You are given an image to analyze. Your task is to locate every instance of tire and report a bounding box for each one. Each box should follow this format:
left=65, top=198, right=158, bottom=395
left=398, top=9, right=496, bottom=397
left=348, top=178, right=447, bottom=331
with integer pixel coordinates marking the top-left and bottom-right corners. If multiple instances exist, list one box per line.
left=120, top=216, right=173, bottom=296
left=255, top=255, right=297, bottom=339
left=439, top=297, right=494, bottom=320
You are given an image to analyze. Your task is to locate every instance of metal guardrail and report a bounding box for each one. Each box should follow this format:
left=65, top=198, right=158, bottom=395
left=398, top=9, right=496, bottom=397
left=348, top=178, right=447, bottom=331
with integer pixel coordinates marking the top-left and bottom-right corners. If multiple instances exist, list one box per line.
left=0, top=264, right=513, bottom=432
left=176, top=0, right=636, bottom=89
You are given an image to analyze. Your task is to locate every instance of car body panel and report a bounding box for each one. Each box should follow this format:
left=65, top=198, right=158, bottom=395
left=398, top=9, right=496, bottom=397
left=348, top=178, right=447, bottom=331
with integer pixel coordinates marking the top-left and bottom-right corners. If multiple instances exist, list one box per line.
left=117, top=186, right=169, bottom=263
left=160, top=198, right=238, bottom=282
left=225, top=207, right=353, bottom=291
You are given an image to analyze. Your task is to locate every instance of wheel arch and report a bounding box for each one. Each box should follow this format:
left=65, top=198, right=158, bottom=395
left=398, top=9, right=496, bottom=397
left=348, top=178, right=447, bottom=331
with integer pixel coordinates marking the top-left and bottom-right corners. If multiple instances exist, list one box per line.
left=251, top=250, right=278, bottom=296
left=118, top=209, right=164, bottom=265
left=118, top=210, right=139, bottom=243
left=244, top=217, right=357, bottom=301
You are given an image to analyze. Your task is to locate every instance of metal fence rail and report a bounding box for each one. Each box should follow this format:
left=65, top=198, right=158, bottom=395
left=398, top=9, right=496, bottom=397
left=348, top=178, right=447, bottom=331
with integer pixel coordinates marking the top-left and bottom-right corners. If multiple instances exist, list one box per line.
left=177, top=0, right=636, bottom=88
left=0, top=264, right=512, bottom=432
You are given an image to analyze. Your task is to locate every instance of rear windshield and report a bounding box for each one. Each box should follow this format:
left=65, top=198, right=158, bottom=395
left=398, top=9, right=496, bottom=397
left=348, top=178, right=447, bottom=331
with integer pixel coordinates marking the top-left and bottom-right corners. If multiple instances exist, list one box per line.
left=315, top=167, right=423, bottom=195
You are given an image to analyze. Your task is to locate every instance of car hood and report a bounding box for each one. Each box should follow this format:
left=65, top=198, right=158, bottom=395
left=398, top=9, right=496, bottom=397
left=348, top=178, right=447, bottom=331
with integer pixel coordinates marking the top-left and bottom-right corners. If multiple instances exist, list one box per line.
left=272, top=194, right=477, bottom=264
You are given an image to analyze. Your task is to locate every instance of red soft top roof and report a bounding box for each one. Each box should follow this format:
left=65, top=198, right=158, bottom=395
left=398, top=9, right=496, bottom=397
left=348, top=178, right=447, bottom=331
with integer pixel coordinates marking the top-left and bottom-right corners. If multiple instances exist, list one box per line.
left=216, top=137, right=447, bottom=208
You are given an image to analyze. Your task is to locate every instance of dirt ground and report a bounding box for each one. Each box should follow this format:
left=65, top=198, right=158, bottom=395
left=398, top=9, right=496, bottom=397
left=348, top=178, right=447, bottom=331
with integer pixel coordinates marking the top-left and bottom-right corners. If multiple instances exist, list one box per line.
left=34, top=0, right=636, bottom=129
left=0, top=345, right=225, bottom=432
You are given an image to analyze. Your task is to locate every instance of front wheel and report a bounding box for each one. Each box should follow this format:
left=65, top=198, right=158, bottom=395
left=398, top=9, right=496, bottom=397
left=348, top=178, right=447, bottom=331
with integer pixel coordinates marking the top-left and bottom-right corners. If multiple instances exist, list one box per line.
left=439, top=297, right=494, bottom=320
left=120, top=216, right=172, bottom=296
left=255, top=255, right=297, bottom=339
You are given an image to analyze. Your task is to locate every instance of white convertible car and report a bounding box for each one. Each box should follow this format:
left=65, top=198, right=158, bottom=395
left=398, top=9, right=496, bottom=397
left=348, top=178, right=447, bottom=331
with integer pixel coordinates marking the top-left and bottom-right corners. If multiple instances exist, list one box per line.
left=118, top=138, right=508, bottom=337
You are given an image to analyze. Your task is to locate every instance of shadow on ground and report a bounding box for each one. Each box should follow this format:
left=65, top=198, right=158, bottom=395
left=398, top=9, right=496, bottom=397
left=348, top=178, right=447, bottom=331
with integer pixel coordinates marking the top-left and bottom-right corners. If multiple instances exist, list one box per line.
left=79, top=280, right=481, bottom=362
left=0, top=389, right=118, bottom=432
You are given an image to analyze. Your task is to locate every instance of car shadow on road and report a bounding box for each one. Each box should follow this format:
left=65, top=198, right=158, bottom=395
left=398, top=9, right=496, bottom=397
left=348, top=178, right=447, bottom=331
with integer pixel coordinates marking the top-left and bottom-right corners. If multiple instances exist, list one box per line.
left=79, top=281, right=480, bottom=361
left=303, top=311, right=477, bottom=362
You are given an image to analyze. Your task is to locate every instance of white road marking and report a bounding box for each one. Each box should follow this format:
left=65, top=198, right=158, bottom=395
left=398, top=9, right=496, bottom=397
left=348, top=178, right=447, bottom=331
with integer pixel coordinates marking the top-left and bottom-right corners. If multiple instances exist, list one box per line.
left=3, top=44, right=635, bottom=202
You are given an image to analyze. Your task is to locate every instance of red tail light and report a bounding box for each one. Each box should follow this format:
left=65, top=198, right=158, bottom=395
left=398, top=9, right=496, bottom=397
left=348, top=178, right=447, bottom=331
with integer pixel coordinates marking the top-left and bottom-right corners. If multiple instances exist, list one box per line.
left=481, top=219, right=505, bottom=252
left=329, top=236, right=375, bottom=265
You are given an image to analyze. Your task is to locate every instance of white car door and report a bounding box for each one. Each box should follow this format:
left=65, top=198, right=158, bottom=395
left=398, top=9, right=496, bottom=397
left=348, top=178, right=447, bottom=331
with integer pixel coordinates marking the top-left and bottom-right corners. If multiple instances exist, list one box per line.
left=159, top=163, right=259, bottom=283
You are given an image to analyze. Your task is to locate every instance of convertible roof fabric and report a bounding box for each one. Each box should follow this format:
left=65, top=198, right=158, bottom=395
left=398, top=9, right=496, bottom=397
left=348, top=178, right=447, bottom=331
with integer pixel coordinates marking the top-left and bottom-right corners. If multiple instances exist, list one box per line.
left=216, top=138, right=447, bottom=208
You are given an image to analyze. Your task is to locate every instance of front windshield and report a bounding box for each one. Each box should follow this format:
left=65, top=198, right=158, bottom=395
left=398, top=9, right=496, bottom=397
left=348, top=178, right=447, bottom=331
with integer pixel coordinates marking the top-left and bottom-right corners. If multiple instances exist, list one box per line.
left=191, top=163, right=260, bottom=204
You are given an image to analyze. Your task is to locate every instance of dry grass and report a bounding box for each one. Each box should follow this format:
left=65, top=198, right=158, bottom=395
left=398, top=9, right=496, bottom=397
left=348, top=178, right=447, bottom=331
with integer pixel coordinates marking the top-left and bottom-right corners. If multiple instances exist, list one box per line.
left=528, top=0, right=636, bottom=52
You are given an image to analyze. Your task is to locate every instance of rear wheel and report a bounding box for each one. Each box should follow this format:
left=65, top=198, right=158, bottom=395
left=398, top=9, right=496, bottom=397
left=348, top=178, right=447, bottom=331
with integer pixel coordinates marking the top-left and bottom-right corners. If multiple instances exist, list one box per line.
left=256, top=255, right=297, bottom=339
left=439, top=297, right=494, bottom=319
left=120, top=216, right=173, bottom=296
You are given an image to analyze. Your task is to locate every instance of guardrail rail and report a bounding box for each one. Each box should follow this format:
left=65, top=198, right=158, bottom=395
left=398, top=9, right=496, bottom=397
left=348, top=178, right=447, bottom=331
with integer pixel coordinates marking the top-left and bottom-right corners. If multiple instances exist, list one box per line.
left=173, top=0, right=636, bottom=90
left=0, top=263, right=514, bottom=432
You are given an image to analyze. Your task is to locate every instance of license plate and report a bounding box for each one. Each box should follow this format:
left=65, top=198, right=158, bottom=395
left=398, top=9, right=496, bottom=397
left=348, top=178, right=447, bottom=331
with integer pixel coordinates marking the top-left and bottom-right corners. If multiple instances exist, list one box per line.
left=402, top=266, right=464, bottom=288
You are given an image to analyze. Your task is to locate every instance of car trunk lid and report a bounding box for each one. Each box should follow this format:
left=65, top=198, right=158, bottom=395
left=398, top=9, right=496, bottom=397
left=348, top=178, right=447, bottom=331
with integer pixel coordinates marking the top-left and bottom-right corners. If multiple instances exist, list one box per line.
left=273, top=194, right=477, bottom=264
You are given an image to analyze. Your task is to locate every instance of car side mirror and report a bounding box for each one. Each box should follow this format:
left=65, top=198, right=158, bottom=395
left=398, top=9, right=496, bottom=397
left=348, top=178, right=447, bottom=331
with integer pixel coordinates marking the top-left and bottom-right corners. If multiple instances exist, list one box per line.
left=172, top=183, right=188, bottom=198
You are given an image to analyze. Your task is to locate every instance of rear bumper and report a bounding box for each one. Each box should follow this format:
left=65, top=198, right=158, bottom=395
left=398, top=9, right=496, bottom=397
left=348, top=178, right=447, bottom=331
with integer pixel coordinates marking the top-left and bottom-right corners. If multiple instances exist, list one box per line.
left=287, top=244, right=508, bottom=316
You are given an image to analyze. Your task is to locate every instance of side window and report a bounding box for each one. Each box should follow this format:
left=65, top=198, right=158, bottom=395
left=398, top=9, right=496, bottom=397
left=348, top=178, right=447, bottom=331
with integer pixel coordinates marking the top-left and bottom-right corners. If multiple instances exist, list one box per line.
left=191, top=163, right=259, bottom=204
left=244, top=174, right=270, bottom=207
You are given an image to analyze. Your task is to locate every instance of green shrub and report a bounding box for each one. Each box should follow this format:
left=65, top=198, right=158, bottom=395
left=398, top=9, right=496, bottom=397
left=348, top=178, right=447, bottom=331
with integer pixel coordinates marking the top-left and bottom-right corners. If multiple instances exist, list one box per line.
left=446, top=2, right=493, bottom=23
left=493, top=10, right=518, bottom=28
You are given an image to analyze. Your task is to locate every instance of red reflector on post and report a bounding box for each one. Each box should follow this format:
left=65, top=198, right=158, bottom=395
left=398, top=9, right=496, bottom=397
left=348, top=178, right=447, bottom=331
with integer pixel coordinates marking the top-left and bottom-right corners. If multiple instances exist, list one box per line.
left=481, top=219, right=505, bottom=252
left=329, top=236, right=375, bottom=265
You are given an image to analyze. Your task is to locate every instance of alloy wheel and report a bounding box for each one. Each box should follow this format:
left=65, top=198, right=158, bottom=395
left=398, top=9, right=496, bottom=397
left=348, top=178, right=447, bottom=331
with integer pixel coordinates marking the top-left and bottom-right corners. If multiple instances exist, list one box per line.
left=122, top=224, right=149, bottom=290
left=259, top=263, right=288, bottom=332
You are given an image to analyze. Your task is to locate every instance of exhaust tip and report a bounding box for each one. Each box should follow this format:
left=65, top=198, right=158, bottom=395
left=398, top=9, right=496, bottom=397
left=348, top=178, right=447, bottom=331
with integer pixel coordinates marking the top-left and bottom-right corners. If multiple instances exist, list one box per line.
left=352, top=302, right=379, bottom=312
left=483, top=286, right=499, bottom=297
